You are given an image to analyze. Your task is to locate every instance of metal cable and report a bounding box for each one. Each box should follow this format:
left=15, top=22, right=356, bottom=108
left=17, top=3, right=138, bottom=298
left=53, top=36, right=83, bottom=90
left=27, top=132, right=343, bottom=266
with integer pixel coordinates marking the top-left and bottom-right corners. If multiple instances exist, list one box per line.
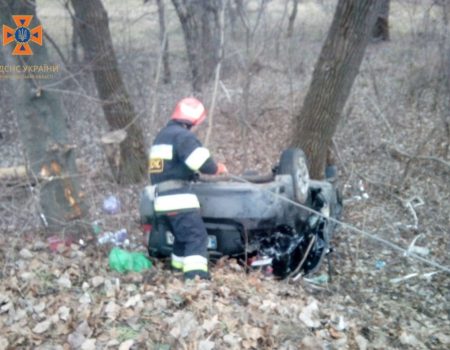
left=228, top=174, right=450, bottom=274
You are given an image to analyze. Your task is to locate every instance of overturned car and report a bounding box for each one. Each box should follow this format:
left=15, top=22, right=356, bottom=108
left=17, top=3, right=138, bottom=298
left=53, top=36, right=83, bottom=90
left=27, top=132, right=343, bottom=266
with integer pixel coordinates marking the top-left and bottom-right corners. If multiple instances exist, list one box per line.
left=140, top=148, right=342, bottom=278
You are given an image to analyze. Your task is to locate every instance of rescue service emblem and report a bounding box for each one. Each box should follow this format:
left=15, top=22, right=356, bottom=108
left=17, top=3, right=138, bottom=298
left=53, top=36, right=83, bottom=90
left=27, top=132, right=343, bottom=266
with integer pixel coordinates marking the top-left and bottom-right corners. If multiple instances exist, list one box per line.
left=149, top=158, right=164, bottom=173
left=2, top=15, right=43, bottom=56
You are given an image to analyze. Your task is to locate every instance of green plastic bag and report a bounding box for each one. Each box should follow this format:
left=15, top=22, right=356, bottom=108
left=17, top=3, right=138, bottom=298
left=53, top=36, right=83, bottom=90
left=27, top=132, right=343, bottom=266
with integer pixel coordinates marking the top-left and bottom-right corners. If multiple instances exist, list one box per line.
left=109, top=247, right=152, bottom=273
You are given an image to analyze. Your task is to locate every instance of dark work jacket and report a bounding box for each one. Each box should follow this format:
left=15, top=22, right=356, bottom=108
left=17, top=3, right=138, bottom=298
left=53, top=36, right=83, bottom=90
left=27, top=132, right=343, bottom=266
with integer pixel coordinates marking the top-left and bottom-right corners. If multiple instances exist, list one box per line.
left=149, top=120, right=218, bottom=186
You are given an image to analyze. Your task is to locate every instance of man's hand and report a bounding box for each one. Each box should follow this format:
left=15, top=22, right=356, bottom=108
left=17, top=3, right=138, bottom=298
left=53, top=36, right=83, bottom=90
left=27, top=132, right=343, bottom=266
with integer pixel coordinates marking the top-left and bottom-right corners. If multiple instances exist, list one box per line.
left=215, top=162, right=228, bottom=175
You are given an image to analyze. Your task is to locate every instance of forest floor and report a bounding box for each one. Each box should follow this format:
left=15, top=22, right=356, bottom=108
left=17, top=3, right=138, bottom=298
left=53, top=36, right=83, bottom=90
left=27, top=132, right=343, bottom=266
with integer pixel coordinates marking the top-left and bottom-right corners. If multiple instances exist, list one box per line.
left=1, top=0, right=449, bottom=349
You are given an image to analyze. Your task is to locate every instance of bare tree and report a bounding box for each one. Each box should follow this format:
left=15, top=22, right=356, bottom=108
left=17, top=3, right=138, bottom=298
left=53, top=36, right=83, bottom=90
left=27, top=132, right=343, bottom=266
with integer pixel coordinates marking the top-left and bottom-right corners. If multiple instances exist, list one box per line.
left=292, top=0, right=382, bottom=179
left=156, top=0, right=171, bottom=84
left=70, top=0, right=147, bottom=184
left=0, top=0, right=87, bottom=230
left=171, top=0, right=222, bottom=92
left=372, top=0, right=390, bottom=41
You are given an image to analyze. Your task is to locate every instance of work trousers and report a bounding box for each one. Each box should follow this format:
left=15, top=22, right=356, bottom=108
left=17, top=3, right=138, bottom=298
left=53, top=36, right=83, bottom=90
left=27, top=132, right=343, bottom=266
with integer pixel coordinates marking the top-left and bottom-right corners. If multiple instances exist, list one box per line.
left=166, top=210, right=209, bottom=277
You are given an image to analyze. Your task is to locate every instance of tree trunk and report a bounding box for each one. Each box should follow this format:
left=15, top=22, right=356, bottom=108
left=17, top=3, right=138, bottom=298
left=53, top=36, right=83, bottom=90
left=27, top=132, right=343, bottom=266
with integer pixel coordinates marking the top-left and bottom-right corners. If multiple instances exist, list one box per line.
left=0, top=0, right=87, bottom=230
left=291, top=0, right=381, bottom=179
left=372, top=0, right=390, bottom=41
left=171, top=0, right=221, bottom=92
left=70, top=0, right=147, bottom=184
left=156, top=0, right=171, bottom=84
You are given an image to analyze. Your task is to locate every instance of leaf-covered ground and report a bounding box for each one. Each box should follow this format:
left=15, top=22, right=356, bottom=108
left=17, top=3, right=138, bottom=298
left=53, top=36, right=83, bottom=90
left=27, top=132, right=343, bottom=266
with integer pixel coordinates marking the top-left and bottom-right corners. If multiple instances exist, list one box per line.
left=0, top=229, right=449, bottom=349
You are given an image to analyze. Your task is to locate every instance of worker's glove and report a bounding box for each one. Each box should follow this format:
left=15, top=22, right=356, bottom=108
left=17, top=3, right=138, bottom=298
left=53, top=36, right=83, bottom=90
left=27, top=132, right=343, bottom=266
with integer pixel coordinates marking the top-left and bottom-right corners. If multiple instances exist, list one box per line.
left=215, top=162, right=228, bottom=175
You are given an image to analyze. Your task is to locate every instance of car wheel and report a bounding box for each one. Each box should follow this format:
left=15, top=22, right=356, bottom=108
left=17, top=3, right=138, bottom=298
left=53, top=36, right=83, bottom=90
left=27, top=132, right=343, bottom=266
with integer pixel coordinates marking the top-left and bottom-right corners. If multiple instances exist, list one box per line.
left=278, top=148, right=310, bottom=203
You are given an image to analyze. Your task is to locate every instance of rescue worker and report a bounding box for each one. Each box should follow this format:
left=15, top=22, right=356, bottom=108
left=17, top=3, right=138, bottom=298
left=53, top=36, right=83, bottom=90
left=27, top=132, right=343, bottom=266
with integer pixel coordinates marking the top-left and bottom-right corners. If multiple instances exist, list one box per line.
left=149, top=97, right=228, bottom=280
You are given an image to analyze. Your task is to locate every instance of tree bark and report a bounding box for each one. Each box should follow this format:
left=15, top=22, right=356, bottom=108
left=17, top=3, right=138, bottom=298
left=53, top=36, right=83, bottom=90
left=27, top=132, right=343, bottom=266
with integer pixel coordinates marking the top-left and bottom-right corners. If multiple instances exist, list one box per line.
left=291, top=0, right=381, bottom=179
left=0, top=0, right=87, bottom=230
left=156, top=0, right=171, bottom=84
left=70, top=0, right=147, bottom=184
left=372, top=0, right=390, bottom=41
left=171, top=0, right=221, bottom=92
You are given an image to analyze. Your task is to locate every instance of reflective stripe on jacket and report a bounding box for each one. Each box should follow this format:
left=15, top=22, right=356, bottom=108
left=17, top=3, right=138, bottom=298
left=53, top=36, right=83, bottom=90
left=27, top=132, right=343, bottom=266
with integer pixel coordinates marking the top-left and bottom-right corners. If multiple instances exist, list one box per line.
left=150, top=120, right=218, bottom=212
left=154, top=193, right=200, bottom=212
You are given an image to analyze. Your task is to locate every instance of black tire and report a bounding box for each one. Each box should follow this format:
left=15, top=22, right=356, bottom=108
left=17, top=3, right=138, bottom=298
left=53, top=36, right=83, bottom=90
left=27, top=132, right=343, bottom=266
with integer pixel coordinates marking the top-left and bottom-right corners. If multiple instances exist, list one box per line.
left=278, top=148, right=310, bottom=203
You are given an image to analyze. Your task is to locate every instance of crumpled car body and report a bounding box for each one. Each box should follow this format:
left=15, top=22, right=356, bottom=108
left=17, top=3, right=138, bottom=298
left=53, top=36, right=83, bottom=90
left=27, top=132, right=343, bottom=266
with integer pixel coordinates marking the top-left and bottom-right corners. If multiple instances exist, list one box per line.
left=140, top=148, right=343, bottom=278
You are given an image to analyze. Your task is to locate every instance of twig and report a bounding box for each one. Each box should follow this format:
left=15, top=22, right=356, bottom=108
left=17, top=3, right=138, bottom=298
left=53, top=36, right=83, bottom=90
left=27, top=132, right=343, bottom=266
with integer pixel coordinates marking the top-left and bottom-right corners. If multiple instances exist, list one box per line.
left=332, top=138, right=348, bottom=175
left=43, top=31, right=69, bottom=67
left=219, top=81, right=232, bottom=102
left=150, top=29, right=168, bottom=126
left=364, top=94, right=394, bottom=136
left=389, top=146, right=450, bottom=170
left=205, top=0, right=227, bottom=147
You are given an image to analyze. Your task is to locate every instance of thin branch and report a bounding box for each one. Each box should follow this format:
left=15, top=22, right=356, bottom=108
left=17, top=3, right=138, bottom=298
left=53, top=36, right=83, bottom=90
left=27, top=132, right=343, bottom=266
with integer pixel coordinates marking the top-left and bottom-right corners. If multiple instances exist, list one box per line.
left=150, top=29, right=168, bottom=127
left=205, top=0, right=227, bottom=146
left=43, top=31, right=69, bottom=67
left=389, top=146, right=450, bottom=170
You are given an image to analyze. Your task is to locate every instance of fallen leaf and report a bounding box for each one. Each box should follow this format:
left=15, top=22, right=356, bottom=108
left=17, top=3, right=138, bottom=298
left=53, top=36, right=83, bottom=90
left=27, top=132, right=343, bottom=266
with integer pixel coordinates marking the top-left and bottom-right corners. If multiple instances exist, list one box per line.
left=33, top=301, right=46, bottom=313
left=19, top=248, right=33, bottom=259
left=57, top=275, right=72, bottom=289
left=355, top=335, right=368, bottom=350
left=329, top=327, right=343, bottom=339
left=105, top=301, right=120, bottom=320
left=32, top=320, right=51, bottom=334
left=68, top=332, right=85, bottom=349
left=76, top=320, right=92, bottom=337
left=300, top=336, right=322, bottom=349
left=199, top=340, right=215, bottom=350
left=435, top=333, right=450, bottom=345
left=399, top=331, right=422, bottom=347
left=91, top=276, right=105, bottom=288
left=202, top=315, right=219, bottom=332
left=124, top=294, right=141, bottom=308
left=248, top=327, right=264, bottom=340
left=223, top=334, right=241, bottom=347
left=0, top=294, right=12, bottom=314
left=167, top=311, right=198, bottom=339
left=119, top=339, right=134, bottom=350
left=299, top=299, right=320, bottom=328
left=81, top=338, right=96, bottom=350
left=58, top=306, right=71, bottom=321
left=0, top=337, right=9, bottom=350
left=19, top=272, right=35, bottom=281
left=334, top=316, right=347, bottom=331
left=79, top=293, right=91, bottom=305
left=242, top=339, right=257, bottom=349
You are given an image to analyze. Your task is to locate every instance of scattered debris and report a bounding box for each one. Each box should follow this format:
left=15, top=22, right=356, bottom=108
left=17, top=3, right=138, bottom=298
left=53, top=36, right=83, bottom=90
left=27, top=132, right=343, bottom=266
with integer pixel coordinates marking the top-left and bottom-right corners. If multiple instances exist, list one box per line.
left=47, top=235, right=72, bottom=252
left=375, top=260, right=386, bottom=270
left=102, top=195, right=121, bottom=214
left=98, top=229, right=129, bottom=246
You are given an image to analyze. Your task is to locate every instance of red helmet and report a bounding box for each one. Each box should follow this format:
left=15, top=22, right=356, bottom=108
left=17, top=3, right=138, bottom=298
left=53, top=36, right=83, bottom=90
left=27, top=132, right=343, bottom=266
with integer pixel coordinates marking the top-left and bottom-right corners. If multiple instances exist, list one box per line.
left=171, top=97, right=206, bottom=126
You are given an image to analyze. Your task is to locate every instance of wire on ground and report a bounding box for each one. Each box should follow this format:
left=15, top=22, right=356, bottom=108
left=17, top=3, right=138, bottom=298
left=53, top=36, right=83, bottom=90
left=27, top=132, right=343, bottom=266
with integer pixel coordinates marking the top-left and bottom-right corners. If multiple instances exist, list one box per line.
left=228, top=174, right=450, bottom=275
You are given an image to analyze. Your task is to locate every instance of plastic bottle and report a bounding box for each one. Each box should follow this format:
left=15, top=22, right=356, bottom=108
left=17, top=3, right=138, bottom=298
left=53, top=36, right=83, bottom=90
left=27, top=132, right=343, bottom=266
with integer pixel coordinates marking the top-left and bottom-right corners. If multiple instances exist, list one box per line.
left=97, top=229, right=128, bottom=246
left=98, top=231, right=114, bottom=245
